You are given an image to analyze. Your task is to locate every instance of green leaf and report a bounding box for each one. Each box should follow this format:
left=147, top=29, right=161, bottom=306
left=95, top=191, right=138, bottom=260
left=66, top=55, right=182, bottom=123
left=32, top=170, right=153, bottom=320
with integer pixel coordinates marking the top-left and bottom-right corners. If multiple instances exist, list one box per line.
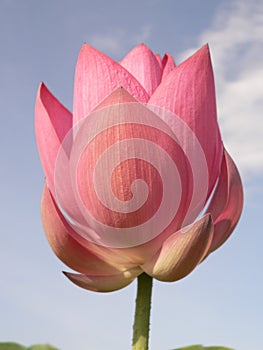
left=0, top=344, right=59, bottom=350
left=205, top=348, right=234, bottom=350
left=28, top=346, right=59, bottom=350
left=0, top=343, right=27, bottom=350
left=174, top=346, right=204, bottom=350
left=174, top=346, right=234, bottom=350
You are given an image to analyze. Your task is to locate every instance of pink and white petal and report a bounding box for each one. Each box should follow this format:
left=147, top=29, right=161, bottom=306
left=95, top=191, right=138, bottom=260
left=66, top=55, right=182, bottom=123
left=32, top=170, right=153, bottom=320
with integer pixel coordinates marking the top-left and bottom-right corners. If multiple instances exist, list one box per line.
left=149, top=44, right=223, bottom=197
left=53, top=87, right=140, bottom=229
left=63, top=267, right=142, bottom=292
left=93, top=86, right=138, bottom=111
left=141, top=214, right=213, bottom=282
left=73, top=44, right=149, bottom=125
left=35, top=83, right=72, bottom=194
left=161, top=53, right=176, bottom=81
left=119, top=44, right=162, bottom=96
left=155, top=53, right=162, bottom=67
left=205, top=149, right=243, bottom=253
left=41, top=184, right=135, bottom=274
left=42, top=164, right=169, bottom=270
left=71, top=89, right=192, bottom=252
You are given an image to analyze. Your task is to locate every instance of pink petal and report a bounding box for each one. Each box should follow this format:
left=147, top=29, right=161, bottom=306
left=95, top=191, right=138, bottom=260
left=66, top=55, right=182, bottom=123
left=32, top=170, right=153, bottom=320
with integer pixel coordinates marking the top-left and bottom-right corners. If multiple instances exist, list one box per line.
left=71, top=88, right=192, bottom=249
left=119, top=44, right=162, bottom=96
left=53, top=87, right=143, bottom=240
left=93, top=86, right=138, bottom=110
left=205, top=149, right=243, bottom=253
left=161, top=53, right=176, bottom=81
left=63, top=267, right=142, bottom=292
left=41, top=184, right=135, bottom=274
left=141, top=214, right=213, bottom=282
left=155, top=53, right=162, bottom=67
left=73, top=44, right=149, bottom=126
left=35, top=83, right=72, bottom=194
left=149, top=44, right=223, bottom=197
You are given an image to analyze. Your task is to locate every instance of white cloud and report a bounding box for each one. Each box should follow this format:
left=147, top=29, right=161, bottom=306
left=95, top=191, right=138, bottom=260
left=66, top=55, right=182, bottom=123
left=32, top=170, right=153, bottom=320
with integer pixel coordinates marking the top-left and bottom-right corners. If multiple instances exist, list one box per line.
left=130, top=25, right=151, bottom=45
left=89, top=25, right=151, bottom=58
left=180, top=0, right=263, bottom=180
left=89, top=34, right=123, bottom=55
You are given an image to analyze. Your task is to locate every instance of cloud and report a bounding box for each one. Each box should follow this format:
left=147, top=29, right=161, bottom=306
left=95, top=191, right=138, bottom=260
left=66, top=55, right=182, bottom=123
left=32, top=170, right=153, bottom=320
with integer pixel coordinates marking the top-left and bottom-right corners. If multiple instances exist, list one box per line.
left=180, top=0, right=263, bottom=180
left=130, top=25, right=152, bottom=45
left=89, top=25, right=151, bottom=58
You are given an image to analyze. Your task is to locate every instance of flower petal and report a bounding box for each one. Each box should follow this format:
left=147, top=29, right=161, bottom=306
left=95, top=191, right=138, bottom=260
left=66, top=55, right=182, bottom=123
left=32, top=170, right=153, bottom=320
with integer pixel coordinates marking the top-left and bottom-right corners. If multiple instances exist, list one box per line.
left=161, top=53, right=176, bottom=81
left=71, top=89, right=192, bottom=249
left=205, top=149, right=243, bottom=253
left=155, top=53, right=162, bottom=67
left=141, top=214, right=213, bottom=282
left=93, top=86, right=138, bottom=110
left=41, top=184, right=134, bottom=274
left=63, top=267, right=142, bottom=292
left=149, top=44, right=223, bottom=196
left=119, top=44, right=162, bottom=96
left=73, top=44, right=149, bottom=126
left=35, top=83, right=72, bottom=194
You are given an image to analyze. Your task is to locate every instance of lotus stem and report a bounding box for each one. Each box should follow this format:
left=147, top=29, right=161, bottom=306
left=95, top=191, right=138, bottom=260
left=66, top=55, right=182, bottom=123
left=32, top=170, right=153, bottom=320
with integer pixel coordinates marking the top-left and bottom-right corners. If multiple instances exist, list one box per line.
left=132, top=273, right=153, bottom=350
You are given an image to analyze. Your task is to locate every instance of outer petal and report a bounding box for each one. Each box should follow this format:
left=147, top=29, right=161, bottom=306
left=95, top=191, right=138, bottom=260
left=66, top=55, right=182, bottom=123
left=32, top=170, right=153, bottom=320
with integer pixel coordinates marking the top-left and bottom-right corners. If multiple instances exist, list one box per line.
left=119, top=44, right=162, bottom=96
left=161, top=53, right=176, bottom=81
left=35, top=83, right=72, bottom=194
left=41, top=184, right=135, bottom=274
left=205, top=149, right=243, bottom=253
left=73, top=44, right=149, bottom=126
left=70, top=87, right=192, bottom=250
left=63, top=268, right=142, bottom=292
left=141, top=214, right=213, bottom=282
left=149, top=44, right=223, bottom=196
left=155, top=53, right=162, bottom=67
left=45, top=87, right=189, bottom=265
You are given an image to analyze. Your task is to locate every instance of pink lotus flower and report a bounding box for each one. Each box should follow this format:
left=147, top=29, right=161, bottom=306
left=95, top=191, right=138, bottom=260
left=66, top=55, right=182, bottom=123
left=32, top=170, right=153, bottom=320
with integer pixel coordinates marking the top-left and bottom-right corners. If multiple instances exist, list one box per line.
left=35, top=44, right=243, bottom=292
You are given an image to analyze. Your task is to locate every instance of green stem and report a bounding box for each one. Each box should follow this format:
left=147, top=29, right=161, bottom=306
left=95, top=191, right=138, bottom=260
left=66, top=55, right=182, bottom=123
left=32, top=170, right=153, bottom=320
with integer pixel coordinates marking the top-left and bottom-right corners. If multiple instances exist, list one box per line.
left=132, top=273, right=153, bottom=350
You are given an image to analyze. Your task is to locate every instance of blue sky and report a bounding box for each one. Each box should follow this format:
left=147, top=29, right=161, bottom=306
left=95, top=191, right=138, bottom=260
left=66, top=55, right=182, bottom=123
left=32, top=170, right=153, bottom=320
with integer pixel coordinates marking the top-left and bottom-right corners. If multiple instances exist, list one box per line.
left=1, top=1, right=262, bottom=349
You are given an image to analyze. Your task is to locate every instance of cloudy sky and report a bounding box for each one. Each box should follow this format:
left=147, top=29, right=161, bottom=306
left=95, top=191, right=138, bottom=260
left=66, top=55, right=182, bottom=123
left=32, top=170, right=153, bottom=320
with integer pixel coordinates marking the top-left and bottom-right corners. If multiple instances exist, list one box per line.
left=1, top=1, right=262, bottom=350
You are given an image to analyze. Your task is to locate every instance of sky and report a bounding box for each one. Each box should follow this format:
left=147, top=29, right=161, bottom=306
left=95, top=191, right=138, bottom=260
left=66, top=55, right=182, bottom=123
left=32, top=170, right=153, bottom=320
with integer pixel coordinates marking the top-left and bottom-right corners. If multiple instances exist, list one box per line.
left=0, top=1, right=262, bottom=349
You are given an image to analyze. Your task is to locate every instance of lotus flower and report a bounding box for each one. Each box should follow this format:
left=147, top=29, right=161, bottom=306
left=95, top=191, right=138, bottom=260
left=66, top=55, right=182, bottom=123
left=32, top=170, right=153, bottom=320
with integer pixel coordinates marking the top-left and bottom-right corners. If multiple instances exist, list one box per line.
left=35, top=43, right=243, bottom=292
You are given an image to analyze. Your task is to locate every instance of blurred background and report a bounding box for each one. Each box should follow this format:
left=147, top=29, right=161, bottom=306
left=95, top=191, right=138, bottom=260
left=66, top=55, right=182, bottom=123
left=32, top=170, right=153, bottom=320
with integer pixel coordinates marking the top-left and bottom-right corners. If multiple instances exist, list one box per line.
left=0, top=1, right=262, bottom=349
